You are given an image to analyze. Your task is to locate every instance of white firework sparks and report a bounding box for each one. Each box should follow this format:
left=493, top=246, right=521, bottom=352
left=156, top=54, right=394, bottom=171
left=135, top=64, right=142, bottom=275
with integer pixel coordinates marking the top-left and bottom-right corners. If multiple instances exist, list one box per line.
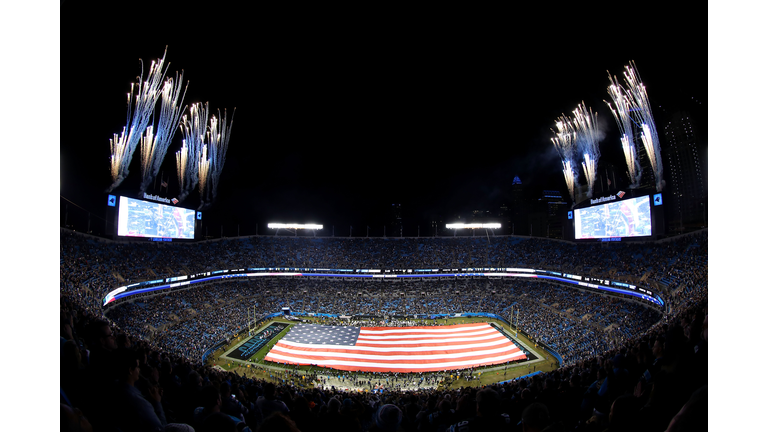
left=572, top=102, right=602, bottom=199
left=139, top=69, right=189, bottom=194
left=605, top=72, right=642, bottom=188
left=198, top=143, right=210, bottom=203
left=198, top=108, right=235, bottom=210
left=622, top=61, right=664, bottom=192
left=109, top=127, right=131, bottom=186
left=551, top=116, right=579, bottom=203
left=176, top=102, right=209, bottom=202
left=139, top=125, right=156, bottom=187
left=107, top=48, right=170, bottom=192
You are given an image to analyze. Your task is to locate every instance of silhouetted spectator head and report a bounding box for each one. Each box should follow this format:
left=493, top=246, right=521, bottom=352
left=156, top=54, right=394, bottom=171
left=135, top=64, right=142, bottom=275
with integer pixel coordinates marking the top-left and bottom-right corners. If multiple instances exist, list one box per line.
left=61, top=403, right=93, bottom=432
left=608, top=395, right=639, bottom=431
left=200, top=384, right=222, bottom=411
left=438, top=399, right=451, bottom=413
left=187, top=370, right=202, bottom=388
left=61, top=319, right=74, bottom=341
left=456, top=393, right=474, bottom=417
left=160, top=359, right=173, bottom=376
left=544, top=378, right=556, bottom=390
left=292, top=395, right=310, bottom=414
left=521, top=402, right=550, bottom=432
left=163, top=424, right=195, bottom=432
left=653, top=337, right=665, bottom=359
left=341, top=397, right=363, bottom=417
left=263, top=381, right=277, bottom=399
left=118, top=349, right=142, bottom=384
left=569, top=374, right=581, bottom=388
left=327, top=397, right=341, bottom=414
left=61, top=339, right=83, bottom=372
left=220, top=381, right=231, bottom=398
left=260, top=412, right=301, bottom=432
left=89, top=319, right=117, bottom=352
left=116, top=332, right=132, bottom=350
left=374, top=404, right=403, bottom=432
left=198, top=412, right=238, bottom=432
left=520, top=388, right=532, bottom=402
left=665, top=386, right=707, bottom=432
left=475, top=388, right=501, bottom=418
left=597, top=367, right=606, bottom=380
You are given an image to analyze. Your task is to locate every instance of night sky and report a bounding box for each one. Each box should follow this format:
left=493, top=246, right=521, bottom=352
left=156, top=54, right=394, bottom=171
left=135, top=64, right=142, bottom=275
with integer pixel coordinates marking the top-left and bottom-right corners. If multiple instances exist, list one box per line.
left=59, top=3, right=708, bottom=237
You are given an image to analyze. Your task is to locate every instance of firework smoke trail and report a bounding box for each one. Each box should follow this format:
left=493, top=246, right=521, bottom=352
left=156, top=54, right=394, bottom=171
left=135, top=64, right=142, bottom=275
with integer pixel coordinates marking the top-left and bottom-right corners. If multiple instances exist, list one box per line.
left=107, top=48, right=171, bottom=193
left=197, top=144, right=210, bottom=206
left=198, top=108, right=235, bottom=210
left=551, top=117, right=579, bottom=203
left=176, top=102, right=209, bottom=203
left=605, top=73, right=642, bottom=188
left=622, top=61, right=664, bottom=192
left=562, top=159, right=576, bottom=203
left=110, top=128, right=130, bottom=186
left=139, top=126, right=156, bottom=189
left=175, top=140, right=190, bottom=198
left=572, top=102, right=602, bottom=199
left=139, top=70, right=189, bottom=194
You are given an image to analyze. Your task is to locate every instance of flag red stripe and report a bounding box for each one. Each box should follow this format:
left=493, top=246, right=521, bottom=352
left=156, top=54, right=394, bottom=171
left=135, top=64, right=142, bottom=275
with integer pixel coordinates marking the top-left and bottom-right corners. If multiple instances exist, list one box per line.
left=354, top=335, right=508, bottom=348
left=356, top=328, right=498, bottom=340
left=359, top=322, right=488, bottom=332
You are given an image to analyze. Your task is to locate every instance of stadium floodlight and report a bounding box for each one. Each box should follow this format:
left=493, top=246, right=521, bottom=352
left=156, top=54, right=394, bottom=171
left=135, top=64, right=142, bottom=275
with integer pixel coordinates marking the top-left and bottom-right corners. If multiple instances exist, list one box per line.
left=268, top=223, right=323, bottom=230
left=445, top=223, right=501, bottom=229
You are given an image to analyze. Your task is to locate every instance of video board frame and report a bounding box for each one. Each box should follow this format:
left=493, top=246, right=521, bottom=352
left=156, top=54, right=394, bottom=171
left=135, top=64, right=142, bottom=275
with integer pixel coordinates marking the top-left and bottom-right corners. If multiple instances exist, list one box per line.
left=572, top=193, right=657, bottom=242
left=115, top=195, right=197, bottom=241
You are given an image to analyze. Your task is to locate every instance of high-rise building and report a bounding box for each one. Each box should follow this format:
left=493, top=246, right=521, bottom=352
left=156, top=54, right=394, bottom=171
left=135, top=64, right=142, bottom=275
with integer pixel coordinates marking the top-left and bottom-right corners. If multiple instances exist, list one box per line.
left=661, top=105, right=706, bottom=232
left=535, top=189, right=568, bottom=239
left=634, top=134, right=659, bottom=192
left=507, top=175, right=529, bottom=235
left=388, top=203, right=403, bottom=237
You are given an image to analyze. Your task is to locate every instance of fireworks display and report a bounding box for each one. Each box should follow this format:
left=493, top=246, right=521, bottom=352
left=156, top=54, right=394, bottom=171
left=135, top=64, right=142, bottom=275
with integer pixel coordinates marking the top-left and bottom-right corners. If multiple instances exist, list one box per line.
left=197, top=108, right=235, bottom=210
left=621, top=61, right=664, bottom=192
left=572, top=102, right=602, bottom=199
left=176, top=102, right=209, bottom=203
left=551, top=117, right=579, bottom=204
left=107, top=49, right=171, bottom=193
left=106, top=47, right=236, bottom=211
left=139, top=70, right=189, bottom=194
left=605, top=72, right=642, bottom=189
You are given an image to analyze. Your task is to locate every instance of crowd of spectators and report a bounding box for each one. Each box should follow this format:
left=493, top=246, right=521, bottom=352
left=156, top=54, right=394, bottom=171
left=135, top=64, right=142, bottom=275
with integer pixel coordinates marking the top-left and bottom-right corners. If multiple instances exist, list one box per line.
left=60, top=228, right=707, bottom=431
left=102, top=278, right=663, bottom=367
left=60, top=229, right=707, bottom=306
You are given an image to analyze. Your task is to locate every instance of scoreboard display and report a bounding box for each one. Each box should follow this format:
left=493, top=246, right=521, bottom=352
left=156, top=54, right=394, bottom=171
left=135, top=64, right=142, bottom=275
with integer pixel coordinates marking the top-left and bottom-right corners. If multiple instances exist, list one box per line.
left=117, top=196, right=196, bottom=240
left=574, top=194, right=653, bottom=240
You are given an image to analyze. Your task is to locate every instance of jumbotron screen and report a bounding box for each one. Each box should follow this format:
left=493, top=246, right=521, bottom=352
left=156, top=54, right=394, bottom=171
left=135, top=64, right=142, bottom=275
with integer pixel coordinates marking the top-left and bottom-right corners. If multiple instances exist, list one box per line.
left=574, top=195, right=652, bottom=240
left=117, top=196, right=196, bottom=239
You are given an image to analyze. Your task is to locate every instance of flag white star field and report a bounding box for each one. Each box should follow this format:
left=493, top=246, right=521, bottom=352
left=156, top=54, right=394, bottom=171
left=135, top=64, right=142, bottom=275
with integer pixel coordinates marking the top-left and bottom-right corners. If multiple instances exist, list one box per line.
left=263, top=322, right=527, bottom=372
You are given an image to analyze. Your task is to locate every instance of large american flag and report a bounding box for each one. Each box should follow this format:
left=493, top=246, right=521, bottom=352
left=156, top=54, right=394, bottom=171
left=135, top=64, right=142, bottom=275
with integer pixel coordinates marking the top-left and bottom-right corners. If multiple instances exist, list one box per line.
left=263, top=322, right=527, bottom=373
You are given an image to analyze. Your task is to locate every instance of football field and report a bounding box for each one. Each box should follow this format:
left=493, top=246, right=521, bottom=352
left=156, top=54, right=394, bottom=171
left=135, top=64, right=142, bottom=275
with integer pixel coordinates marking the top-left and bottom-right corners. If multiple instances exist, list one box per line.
left=207, top=316, right=558, bottom=388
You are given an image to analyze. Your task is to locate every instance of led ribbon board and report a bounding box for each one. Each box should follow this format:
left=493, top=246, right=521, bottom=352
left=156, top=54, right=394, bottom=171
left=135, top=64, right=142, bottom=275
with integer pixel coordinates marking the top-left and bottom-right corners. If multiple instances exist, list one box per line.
left=103, top=267, right=662, bottom=307
left=446, top=223, right=501, bottom=229
left=268, top=223, right=323, bottom=230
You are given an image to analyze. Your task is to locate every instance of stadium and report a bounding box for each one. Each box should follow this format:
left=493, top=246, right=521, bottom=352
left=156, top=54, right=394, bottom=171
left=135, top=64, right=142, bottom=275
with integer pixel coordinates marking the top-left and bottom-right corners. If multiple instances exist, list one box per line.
left=55, top=6, right=711, bottom=430
left=60, top=226, right=707, bottom=431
